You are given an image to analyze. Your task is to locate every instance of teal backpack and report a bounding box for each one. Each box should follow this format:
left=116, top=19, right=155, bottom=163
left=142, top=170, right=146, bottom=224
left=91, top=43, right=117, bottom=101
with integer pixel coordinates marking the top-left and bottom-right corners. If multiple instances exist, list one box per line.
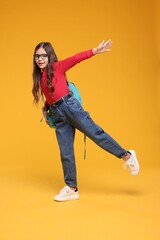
left=68, top=81, right=82, bottom=105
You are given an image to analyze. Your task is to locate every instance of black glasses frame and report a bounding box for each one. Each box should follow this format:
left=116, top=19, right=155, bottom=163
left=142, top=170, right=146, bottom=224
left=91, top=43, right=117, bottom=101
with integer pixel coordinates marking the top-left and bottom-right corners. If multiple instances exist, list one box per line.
left=34, top=54, right=48, bottom=60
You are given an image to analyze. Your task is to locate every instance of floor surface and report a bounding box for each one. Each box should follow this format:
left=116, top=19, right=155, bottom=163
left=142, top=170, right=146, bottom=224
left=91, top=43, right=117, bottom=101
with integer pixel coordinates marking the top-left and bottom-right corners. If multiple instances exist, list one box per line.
left=0, top=163, right=160, bottom=240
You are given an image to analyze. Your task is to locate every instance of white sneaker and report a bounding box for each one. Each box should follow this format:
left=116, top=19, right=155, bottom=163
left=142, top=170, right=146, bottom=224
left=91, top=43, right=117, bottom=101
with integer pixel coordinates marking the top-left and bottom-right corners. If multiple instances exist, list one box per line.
left=54, top=186, right=79, bottom=202
left=123, top=150, right=140, bottom=176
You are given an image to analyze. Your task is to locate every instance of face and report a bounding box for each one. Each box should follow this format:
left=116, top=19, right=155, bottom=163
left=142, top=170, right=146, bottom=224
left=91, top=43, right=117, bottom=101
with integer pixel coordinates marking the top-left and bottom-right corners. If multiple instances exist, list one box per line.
left=34, top=47, right=49, bottom=70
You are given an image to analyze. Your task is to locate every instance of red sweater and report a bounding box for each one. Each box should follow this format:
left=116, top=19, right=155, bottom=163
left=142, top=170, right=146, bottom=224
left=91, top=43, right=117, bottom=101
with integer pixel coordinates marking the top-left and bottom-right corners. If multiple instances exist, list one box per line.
left=40, top=49, right=94, bottom=104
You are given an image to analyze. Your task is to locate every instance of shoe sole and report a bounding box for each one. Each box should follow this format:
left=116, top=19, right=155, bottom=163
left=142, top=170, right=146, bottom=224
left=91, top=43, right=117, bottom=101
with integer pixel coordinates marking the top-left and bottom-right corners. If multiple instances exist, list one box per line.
left=54, top=195, right=79, bottom=202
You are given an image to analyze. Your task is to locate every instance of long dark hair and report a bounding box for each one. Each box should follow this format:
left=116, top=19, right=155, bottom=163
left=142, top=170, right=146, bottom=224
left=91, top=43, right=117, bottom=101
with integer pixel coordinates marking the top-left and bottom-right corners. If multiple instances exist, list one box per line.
left=32, top=42, right=58, bottom=104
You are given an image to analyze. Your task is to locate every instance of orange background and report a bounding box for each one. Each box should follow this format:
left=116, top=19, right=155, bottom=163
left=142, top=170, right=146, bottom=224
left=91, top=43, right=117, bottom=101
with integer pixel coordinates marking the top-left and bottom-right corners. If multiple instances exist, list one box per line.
left=0, top=0, right=160, bottom=240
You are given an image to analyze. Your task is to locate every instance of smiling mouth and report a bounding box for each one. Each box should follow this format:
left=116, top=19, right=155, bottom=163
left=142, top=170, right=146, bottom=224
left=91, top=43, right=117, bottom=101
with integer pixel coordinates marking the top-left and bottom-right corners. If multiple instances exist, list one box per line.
left=38, top=63, right=45, bottom=66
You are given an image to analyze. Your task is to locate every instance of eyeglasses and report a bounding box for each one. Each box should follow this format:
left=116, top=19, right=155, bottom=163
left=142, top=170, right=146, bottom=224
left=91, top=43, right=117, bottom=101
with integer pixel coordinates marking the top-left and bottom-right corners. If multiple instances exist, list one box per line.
left=34, top=54, right=48, bottom=60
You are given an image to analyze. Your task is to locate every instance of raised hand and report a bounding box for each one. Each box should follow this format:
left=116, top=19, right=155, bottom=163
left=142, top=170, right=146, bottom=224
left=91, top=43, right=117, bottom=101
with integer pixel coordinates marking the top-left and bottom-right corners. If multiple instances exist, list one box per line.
left=93, top=40, right=112, bottom=54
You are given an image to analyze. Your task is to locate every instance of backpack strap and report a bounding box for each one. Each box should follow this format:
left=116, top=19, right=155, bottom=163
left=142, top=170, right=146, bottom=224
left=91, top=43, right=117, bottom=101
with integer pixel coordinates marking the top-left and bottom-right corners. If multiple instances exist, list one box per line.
left=84, top=134, right=86, bottom=160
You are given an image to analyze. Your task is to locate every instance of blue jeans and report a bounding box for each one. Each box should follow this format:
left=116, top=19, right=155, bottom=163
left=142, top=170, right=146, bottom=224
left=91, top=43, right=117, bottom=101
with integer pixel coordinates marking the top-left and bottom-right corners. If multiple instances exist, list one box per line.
left=50, top=96, right=127, bottom=188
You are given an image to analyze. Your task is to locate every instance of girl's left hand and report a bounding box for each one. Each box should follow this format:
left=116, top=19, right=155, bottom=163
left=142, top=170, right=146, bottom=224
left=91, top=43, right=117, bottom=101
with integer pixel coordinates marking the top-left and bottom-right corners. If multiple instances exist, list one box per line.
left=93, top=40, right=112, bottom=54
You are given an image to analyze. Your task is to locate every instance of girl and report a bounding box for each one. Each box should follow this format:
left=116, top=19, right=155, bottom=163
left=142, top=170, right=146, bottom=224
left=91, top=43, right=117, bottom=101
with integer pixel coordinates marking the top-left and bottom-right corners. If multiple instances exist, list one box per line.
left=32, top=40, right=139, bottom=202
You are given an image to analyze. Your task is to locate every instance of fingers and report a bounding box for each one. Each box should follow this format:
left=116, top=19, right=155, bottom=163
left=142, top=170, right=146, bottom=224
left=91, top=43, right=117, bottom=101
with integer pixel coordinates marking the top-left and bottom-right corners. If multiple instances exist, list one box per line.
left=100, top=39, right=112, bottom=47
left=97, top=39, right=112, bottom=53
left=105, top=40, right=112, bottom=52
left=99, top=40, right=105, bottom=46
left=104, top=39, right=112, bottom=48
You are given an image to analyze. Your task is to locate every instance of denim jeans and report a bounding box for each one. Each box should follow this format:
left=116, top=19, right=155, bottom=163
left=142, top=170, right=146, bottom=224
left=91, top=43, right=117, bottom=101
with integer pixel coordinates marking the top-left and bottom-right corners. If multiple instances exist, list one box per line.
left=50, top=96, right=127, bottom=188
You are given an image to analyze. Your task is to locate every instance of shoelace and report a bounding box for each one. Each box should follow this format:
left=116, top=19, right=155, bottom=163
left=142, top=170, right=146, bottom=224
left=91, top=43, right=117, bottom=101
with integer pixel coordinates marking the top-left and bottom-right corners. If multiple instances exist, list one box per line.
left=123, top=161, right=135, bottom=170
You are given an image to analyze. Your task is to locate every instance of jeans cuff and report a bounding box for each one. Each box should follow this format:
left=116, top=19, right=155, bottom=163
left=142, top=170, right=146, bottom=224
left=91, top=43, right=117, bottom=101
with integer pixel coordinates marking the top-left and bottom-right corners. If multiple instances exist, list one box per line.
left=120, top=151, right=128, bottom=158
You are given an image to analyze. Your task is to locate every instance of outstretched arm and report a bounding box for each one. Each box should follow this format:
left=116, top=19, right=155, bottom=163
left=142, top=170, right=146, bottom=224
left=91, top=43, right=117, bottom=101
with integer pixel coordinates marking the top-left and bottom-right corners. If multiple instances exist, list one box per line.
left=92, top=40, right=112, bottom=55
left=57, top=40, right=112, bottom=72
